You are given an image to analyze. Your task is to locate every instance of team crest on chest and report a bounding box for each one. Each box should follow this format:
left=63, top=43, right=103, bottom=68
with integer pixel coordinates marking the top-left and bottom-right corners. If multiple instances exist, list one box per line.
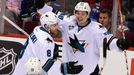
left=72, top=48, right=79, bottom=53
left=72, top=40, right=88, bottom=53
left=79, top=40, right=88, bottom=49
left=68, top=34, right=88, bottom=53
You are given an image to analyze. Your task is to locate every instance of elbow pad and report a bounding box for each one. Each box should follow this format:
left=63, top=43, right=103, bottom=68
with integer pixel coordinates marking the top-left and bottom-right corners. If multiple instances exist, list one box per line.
left=117, top=39, right=129, bottom=50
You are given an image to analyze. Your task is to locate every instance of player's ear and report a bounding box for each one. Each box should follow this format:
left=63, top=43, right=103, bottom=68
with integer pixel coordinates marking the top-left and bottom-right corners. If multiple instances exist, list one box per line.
left=44, top=24, right=49, bottom=29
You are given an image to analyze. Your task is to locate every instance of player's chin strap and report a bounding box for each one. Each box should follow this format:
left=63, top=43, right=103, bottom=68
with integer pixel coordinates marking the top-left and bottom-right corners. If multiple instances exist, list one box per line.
left=99, top=36, right=116, bottom=75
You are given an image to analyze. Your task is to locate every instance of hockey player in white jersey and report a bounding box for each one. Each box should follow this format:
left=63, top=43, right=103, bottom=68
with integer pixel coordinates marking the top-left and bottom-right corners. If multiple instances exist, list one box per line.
left=13, top=12, right=61, bottom=75
left=58, top=2, right=129, bottom=75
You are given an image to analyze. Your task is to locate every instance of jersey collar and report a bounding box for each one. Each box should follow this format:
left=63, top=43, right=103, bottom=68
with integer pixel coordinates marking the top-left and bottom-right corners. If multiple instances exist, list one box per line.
left=77, top=19, right=91, bottom=28
left=40, top=27, right=49, bottom=34
left=77, top=19, right=91, bottom=31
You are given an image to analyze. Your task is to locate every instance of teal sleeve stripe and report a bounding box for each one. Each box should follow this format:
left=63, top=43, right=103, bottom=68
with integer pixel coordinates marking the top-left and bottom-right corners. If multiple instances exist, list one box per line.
left=63, top=63, right=68, bottom=75
left=42, top=59, right=55, bottom=72
left=18, top=38, right=29, bottom=59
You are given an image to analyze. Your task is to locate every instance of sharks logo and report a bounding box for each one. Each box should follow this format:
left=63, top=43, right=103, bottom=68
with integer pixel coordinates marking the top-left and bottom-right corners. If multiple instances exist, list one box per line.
left=68, top=34, right=88, bottom=53
left=0, top=48, right=17, bottom=75
left=79, top=40, right=88, bottom=49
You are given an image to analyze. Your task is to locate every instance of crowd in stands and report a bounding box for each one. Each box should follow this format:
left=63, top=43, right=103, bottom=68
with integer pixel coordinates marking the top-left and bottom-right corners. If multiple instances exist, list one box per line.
left=0, top=0, right=21, bottom=34
left=0, top=0, right=134, bottom=46
left=121, top=0, right=134, bottom=33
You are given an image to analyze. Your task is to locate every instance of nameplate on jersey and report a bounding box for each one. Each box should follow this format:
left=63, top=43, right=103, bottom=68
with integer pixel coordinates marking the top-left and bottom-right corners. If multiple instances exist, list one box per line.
left=30, top=32, right=37, bottom=43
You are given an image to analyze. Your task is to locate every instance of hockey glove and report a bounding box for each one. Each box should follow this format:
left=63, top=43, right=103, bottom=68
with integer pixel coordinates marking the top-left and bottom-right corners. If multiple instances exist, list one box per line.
left=61, top=61, right=83, bottom=74
left=117, top=38, right=129, bottom=50
left=53, top=44, right=62, bottom=60
left=68, top=34, right=85, bottom=52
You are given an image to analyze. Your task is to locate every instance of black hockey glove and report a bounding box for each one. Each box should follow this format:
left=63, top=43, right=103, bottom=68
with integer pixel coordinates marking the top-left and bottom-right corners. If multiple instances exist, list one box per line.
left=53, top=44, right=62, bottom=60
left=117, top=38, right=129, bottom=50
left=68, top=34, right=85, bottom=52
left=61, top=61, right=83, bottom=74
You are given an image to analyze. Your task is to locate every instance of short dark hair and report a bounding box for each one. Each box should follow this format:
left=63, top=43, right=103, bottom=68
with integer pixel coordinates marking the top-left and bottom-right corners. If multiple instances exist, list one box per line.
left=100, top=9, right=112, bottom=18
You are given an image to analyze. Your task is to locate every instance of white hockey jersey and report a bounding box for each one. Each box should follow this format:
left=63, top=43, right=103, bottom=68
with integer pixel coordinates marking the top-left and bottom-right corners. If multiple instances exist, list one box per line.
left=13, top=26, right=55, bottom=75
left=59, top=19, right=120, bottom=75
left=37, top=4, right=53, bottom=15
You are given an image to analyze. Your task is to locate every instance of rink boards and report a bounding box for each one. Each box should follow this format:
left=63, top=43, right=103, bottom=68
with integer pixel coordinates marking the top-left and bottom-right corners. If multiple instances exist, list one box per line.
left=0, top=34, right=133, bottom=75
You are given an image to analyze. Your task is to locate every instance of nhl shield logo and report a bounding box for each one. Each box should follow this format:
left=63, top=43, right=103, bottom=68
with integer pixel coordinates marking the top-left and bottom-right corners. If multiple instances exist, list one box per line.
left=0, top=47, right=17, bottom=75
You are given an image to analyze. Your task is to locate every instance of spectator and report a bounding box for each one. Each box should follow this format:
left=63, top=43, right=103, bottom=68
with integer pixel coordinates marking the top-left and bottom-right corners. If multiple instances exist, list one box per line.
left=98, top=9, right=134, bottom=47
left=7, top=0, right=21, bottom=16
left=0, top=0, right=21, bottom=34
left=99, top=9, right=112, bottom=33
left=121, top=0, right=134, bottom=33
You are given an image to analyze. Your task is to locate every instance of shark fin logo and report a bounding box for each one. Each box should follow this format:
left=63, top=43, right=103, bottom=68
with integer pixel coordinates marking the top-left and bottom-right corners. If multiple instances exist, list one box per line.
left=68, top=34, right=88, bottom=53
left=0, top=47, right=17, bottom=75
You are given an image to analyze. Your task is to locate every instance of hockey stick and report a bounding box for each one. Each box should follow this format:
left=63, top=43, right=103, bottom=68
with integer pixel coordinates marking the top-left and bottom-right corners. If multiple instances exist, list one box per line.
left=117, top=0, right=129, bottom=75
left=2, top=15, right=29, bottom=36
left=99, top=38, right=107, bottom=75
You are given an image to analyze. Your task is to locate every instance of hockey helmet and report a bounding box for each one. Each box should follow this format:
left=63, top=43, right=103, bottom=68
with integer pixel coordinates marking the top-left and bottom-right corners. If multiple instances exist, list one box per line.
left=74, top=2, right=91, bottom=15
left=40, top=11, right=58, bottom=28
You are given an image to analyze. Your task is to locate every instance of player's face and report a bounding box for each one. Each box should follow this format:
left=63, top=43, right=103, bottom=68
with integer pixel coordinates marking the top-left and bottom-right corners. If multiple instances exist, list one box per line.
left=99, top=13, right=110, bottom=27
left=75, top=11, right=89, bottom=26
left=50, top=23, right=58, bottom=35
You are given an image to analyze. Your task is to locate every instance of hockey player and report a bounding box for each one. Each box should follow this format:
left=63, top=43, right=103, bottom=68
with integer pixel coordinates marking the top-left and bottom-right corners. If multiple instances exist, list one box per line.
left=13, top=12, right=61, bottom=75
left=58, top=2, right=129, bottom=75
left=99, top=9, right=112, bottom=33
